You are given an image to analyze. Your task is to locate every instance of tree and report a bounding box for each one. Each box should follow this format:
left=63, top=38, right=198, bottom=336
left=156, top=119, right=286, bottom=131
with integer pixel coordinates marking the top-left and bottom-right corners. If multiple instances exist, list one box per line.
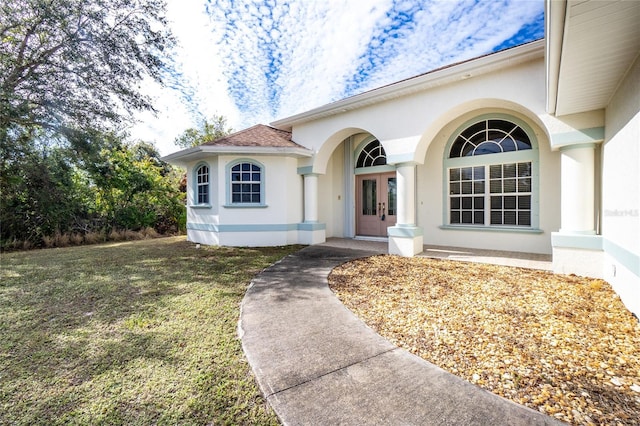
left=0, top=138, right=89, bottom=245
left=86, top=136, right=184, bottom=233
left=174, top=115, right=233, bottom=148
left=0, top=0, right=175, bottom=138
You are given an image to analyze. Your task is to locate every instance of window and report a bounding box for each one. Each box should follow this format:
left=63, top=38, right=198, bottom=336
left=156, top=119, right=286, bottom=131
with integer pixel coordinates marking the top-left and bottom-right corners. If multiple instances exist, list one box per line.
left=356, top=140, right=387, bottom=168
left=446, top=118, right=535, bottom=228
left=230, top=161, right=262, bottom=204
left=195, top=164, right=209, bottom=205
left=450, top=119, right=532, bottom=158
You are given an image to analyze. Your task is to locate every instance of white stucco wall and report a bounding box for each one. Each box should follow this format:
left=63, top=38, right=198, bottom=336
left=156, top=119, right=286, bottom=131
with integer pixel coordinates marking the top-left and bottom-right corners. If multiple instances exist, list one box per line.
left=291, top=58, right=547, bottom=170
left=601, top=54, right=640, bottom=315
left=317, top=143, right=346, bottom=238
left=307, top=56, right=560, bottom=254
left=185, top=155, right=304, bottom=247
left=416, top=108, right=560, bottom=254
left=185, top=156, right=220, bottom=246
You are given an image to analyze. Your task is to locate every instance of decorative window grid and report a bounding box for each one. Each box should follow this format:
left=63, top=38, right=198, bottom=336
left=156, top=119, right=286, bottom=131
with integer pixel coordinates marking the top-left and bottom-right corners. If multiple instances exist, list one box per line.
left=231, top=162, right=261, bottom=204
left=196, top=164, right=209, bottom=205
left=356, top=140, right=387, bottom=168
left=447, top=118, right=534, bottom=228
left=450, top=119, right=532, bottom=158
left=449, top=162, right=532, bottom=226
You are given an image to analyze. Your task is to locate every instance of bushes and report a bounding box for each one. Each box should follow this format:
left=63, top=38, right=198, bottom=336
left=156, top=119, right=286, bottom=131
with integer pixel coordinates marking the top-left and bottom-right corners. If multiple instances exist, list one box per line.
left=1, top=131, right=186, bottom=251
left=9, top=227, right=166, bottom=250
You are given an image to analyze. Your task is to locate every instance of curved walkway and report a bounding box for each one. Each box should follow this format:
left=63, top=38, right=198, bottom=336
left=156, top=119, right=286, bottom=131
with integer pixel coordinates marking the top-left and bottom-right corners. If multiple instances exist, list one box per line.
left=239, top=242, right=561, bottom=425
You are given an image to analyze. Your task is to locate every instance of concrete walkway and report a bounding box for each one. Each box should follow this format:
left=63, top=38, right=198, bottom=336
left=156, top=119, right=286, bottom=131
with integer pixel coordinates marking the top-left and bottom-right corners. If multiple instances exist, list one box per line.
left=239, top=241, right=561, bottom=425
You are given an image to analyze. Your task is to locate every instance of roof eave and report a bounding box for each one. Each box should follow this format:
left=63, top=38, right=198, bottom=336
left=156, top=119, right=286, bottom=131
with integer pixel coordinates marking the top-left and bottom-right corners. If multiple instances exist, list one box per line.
left=162, top=145, right=313, bottom=165
left=545, top=0, right=567, bottom=115
left=271, top=39, right=545, bottom=130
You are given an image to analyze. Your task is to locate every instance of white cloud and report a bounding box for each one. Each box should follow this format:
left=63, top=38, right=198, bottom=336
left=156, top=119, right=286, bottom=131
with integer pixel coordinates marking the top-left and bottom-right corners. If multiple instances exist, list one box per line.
left=132, top=0, right=544, bottom=155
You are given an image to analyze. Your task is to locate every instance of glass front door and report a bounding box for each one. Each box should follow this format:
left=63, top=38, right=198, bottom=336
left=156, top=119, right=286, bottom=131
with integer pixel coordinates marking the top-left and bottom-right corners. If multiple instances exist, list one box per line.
left=356, top=172, right=397, bottom=237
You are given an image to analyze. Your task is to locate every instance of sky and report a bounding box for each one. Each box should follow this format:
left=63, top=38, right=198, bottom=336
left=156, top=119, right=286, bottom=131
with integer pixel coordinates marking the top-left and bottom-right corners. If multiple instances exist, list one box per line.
left=130, top=0, right=545, bottom=155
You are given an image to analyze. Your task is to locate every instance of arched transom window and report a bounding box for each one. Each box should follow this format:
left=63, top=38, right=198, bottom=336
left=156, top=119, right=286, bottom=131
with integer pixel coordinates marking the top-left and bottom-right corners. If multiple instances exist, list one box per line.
left=446, top=118, right=536, bottom=228
left=449, top=119, right=532, bottom=158
left=356, top=140, right=387, bottom=168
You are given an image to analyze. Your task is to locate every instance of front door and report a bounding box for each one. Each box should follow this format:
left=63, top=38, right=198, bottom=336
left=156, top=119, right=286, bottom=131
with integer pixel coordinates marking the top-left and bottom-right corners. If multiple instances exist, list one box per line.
left=356, top=172, right=397, bottom=237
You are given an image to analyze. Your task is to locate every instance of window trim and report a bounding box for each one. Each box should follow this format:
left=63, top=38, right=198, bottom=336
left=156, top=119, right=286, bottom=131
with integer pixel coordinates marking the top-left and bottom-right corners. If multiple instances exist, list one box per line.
left=354, top=136, right=395, bottom=174
left=224, top=159, right=267, bottom=208
left=192, top=162, right=211, bottom=208
left=442, top=114, right=540, bottom=230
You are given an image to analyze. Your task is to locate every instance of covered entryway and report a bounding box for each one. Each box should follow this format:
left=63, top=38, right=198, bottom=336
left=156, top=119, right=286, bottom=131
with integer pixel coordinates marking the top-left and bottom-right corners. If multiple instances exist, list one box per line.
left=355, top=172, right=397, bottom=237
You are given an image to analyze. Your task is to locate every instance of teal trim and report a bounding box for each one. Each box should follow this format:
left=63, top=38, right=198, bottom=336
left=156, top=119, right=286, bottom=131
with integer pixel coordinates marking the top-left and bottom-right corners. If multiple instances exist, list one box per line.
left=444, top=150, right=533, bottom=167
left=551, top=127, right=604, bottom=148
left=193, top=161, right=211, bottom=206
left=550, top=233, right=640, bottom=278
left=297, top=222, right=327, bottom=231
left=388, top=226, right=423, bottom=238
left=558, top=142, right=597, bottom=152
left=354, top=165, right=395, bottom=175
left=444, top=113, right=539, bottom=157
left=187, top=222, right=326, bottom=233
left=603, top=239, right=640, bottom=277
left=190, top=204, right=212, bottom=209
left=223, top=204, right=268, bottom=209
left=440, top=225, right=544, bottom=234
left=353, top=135, right=379, bottom=162
left=354, top=135, right=396, bottom=171
left=187, top=223, right=219, bottom=232
left=225, top=158, right=266, bottom=206
left=218, top=224, right=297, bottom=232
left=551, top=232, right=603, bottom=250
left=442, top=113, right=540, bottom=229
left=297, top=166, right=314, bottom=175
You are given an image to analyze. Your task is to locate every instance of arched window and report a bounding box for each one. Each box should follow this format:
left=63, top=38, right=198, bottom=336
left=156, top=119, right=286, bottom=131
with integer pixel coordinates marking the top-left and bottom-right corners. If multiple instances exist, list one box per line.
left=445, top=118, right=537, bottom=228
left=356, top=140, right=387, bottom=168
left=230, top=161, right=263, bottom=204
left=195, top=163, right=209, bottom=205
left=449, top=119, right=532, bottom=158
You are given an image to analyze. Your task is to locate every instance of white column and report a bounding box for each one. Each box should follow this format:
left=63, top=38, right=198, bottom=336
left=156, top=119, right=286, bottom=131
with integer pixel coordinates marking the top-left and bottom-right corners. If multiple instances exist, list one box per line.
left=396, top=163, right=416, bottom=226
left=552, top=143, right=602, bottom=279
left=388, top=162, right=423, bottom=256
left=559, top=144, right=596, bottom=234
left=298, top=172, right=325, bottom=245
left=303, top=173, right=319, bottom=223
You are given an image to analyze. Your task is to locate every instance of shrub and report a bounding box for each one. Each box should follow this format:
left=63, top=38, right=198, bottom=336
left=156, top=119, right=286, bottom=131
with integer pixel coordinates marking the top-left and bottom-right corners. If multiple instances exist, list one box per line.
left=54, top=232, right=70, bottom=248
left=70, top=233, right=84, bottom=245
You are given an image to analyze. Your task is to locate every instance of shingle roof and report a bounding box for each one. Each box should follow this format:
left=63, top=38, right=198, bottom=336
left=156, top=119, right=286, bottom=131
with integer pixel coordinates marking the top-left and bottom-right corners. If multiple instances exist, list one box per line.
left=201, top=124, right=303, bottom=148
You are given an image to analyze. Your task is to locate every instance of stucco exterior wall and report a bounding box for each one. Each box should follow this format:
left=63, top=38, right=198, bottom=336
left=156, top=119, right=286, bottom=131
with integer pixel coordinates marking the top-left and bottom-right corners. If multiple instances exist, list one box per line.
left=416, top=108, right=559, bottom=254
left=185, top=155, right=303, bottom=246
left=601, top=54, right=640, bottom=315
left=318, top=143, right=346, bottom=238
left=307, top=56, right=559, bottom=254
left=291, top=58, right=547, bottom=171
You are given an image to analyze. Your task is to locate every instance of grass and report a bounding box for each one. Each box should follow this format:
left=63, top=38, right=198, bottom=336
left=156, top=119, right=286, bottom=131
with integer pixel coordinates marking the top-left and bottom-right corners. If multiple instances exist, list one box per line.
left=0, top=236, right=301, bottom=425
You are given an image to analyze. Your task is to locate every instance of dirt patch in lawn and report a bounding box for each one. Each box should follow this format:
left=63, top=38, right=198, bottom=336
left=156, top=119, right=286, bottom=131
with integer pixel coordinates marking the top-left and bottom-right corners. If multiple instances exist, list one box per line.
left=328, top=255, right=640, bottom=425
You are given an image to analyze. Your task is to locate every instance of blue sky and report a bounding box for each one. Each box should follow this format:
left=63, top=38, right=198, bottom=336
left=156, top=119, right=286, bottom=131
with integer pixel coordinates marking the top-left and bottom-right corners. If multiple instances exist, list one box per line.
left=132, top=0, right=544, bottom=154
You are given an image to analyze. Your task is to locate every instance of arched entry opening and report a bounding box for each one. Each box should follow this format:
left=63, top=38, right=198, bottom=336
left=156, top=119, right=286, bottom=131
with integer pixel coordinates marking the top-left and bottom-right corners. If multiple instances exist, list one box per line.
left=354, top=139, right=397, bottom=237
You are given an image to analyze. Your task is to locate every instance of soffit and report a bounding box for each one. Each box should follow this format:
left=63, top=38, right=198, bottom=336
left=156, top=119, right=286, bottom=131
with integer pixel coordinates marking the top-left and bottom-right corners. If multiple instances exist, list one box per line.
left=555, top=0, right=640, bottom=116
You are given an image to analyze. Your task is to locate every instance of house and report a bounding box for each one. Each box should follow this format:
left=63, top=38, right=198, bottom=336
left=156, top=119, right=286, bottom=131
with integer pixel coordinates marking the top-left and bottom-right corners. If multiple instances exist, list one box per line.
left=163, top=0, right=639, bottom=317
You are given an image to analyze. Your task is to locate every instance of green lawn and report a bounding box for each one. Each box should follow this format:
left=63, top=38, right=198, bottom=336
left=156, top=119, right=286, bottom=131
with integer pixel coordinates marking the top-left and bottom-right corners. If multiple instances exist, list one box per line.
left=0, top=236, right=300, bottom=425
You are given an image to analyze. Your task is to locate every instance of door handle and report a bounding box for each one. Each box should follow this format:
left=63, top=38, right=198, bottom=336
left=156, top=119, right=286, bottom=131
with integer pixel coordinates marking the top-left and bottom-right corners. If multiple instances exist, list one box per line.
left=381, top=202, right=386, bottom=220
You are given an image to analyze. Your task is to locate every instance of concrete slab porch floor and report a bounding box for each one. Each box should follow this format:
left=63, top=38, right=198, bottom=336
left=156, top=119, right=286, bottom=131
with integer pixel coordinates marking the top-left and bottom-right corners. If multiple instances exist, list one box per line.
left=239, top=239, right=560, bottom=425
left=322, top=237, right=553, bottom=270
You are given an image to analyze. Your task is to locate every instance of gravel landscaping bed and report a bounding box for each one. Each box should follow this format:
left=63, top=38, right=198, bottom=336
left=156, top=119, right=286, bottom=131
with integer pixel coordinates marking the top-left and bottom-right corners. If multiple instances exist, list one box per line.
left=328, top=255, right=640, bottom=425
